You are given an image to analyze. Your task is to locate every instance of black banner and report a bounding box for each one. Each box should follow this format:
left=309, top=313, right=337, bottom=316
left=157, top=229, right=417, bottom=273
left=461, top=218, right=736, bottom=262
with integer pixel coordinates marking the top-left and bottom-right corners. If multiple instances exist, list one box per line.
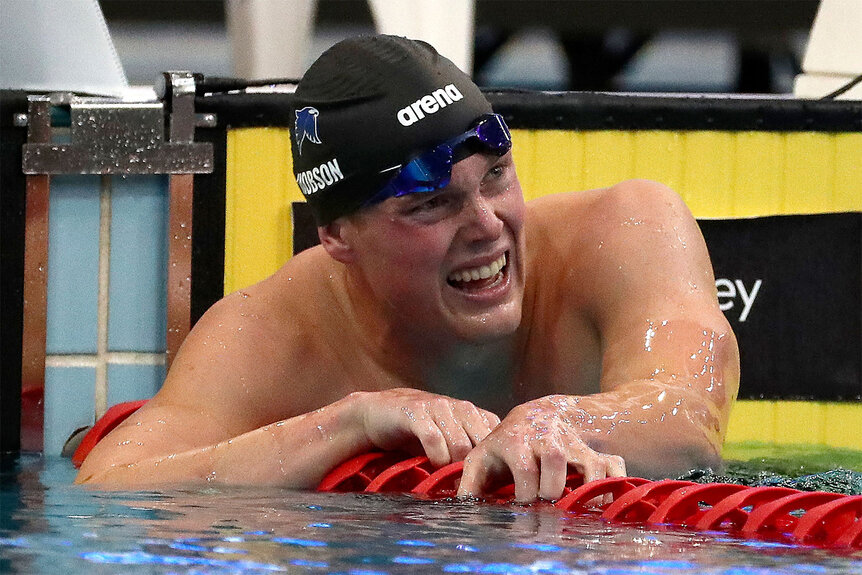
left=701, top=213, right=861, bottom=401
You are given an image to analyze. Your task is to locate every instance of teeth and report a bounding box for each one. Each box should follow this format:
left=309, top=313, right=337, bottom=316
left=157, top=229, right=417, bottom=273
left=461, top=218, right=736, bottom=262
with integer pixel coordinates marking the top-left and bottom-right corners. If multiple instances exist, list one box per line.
left=448, top=253, right=506, bottom=283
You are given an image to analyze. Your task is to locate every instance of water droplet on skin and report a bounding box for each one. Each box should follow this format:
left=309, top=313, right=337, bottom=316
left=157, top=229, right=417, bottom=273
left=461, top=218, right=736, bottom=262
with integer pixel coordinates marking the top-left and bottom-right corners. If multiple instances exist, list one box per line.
left=644, top=322, right=657, bottom=352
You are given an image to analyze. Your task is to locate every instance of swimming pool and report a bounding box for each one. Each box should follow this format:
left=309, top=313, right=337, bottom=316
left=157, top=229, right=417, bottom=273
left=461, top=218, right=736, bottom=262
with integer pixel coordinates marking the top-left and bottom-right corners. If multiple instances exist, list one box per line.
left=2, top=454, right=860, bottom=575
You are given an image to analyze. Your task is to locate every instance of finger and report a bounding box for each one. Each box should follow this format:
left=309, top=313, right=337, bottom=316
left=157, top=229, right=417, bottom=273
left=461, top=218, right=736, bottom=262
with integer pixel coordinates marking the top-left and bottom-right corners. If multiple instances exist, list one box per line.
left=456, top=448, right=488, bottom=498
left=538, top=450, right=567, bottom=501
left=578, top=454, right=608, bottom=485
left=453, top=402, right=498, bottom=446
left=508, top=449, right=540, bottom=503
left=432, top=402, right=474, bottom=462
left=412, top=418, right=451, bottom=467
left=479, top=408, right=502, bottom=429
left=606, top=454, right=627, bottom=478
left=602, top=455, right=627, bottom=506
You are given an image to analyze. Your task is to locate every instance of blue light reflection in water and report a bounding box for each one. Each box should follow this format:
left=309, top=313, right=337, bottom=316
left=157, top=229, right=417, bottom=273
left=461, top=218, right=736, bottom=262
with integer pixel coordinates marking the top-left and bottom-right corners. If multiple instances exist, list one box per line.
left=1, top=455, right=861, bottom=575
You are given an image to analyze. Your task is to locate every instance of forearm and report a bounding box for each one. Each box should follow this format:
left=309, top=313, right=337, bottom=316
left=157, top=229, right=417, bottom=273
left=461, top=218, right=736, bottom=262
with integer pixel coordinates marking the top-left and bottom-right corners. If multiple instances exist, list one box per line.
left=545, top=379, right=731, bottom=478
left=76, top=394, right=372, bottom=488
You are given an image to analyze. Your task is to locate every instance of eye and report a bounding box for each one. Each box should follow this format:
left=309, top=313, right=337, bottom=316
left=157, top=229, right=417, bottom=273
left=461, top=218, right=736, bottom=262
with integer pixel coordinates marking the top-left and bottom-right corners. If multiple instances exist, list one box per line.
left=481, top=157, right=511, bottom=190
left=416, top=195, right=449, bottom=211
left=403, top=192, right=452, bottom=216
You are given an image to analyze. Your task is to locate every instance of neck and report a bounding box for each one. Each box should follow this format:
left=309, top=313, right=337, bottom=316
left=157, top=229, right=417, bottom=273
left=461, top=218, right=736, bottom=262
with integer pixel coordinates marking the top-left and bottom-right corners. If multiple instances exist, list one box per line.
left=340, top=266, right=518, bottom=415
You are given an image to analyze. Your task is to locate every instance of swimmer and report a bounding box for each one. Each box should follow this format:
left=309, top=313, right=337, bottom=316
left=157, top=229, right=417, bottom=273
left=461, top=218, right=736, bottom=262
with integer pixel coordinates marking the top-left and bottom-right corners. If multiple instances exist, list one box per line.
left=77, top=35, right=739, bottom=502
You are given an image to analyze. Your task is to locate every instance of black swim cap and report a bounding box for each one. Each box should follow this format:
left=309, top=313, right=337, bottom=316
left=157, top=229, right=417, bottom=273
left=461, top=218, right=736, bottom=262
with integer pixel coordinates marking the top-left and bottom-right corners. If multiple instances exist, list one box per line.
left=290, top=35, right=493, bottom=225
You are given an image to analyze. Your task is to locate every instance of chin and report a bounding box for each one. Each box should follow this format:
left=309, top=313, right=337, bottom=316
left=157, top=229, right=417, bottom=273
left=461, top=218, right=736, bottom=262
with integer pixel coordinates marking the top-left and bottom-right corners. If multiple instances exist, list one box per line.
left=450, top=304, right=523, bottom=343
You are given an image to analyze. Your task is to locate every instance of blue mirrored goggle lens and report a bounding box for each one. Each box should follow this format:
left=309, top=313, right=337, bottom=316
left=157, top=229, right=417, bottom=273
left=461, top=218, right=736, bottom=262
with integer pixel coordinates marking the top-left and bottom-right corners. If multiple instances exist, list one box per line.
left=368, top=114, right=512, bottom=204
left=471, top=113, right=511, bottom=155
left=390, top=145, right=453, bottom=194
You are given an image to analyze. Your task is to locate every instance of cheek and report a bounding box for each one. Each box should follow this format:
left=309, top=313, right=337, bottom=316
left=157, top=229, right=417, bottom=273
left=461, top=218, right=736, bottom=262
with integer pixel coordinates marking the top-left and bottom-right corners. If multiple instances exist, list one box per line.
left=367, top=225, right=451, bottom=282
left=499, top=180, right=526, bottom=229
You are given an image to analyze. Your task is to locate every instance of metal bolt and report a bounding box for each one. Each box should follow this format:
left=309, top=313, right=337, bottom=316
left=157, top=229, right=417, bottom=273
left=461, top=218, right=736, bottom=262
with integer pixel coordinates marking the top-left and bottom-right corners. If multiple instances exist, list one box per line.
left=196, top=113, right=217, bottom=128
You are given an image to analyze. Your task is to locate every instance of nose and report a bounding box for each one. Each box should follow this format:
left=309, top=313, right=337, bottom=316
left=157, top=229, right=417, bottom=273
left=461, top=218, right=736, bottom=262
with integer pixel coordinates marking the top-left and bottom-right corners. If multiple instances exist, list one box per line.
left=460, top=191, right=504, bottom=243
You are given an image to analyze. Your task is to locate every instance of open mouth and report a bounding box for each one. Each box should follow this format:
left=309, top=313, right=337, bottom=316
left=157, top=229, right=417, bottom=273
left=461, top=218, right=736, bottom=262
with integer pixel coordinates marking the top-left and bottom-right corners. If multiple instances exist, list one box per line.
left=446, top=252, right=508, bottom=291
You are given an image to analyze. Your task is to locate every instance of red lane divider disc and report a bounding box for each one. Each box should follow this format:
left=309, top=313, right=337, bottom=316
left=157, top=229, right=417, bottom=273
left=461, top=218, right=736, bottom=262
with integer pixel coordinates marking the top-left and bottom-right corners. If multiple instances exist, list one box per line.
left=561, top=473, right=586, bottom=497
left=413, top=461, right=465, bottom=498
left=693, top=486, right=799, bottom=532
left=741, top=491, right=846, bottom=539
left=318, top=451, right=407, bottom=492
left=601, top=480, right=697, bottom=523
left=834, top=513, right=862, bottom=548
left=366, top=456, right=435, bottom=493
left=647, top=482, right=750, bottom=527
left=792, top=495, right=862, bottom=547
left=72, top=400, right=148, bottom=468
left=556, top=476, right=650, bottom=513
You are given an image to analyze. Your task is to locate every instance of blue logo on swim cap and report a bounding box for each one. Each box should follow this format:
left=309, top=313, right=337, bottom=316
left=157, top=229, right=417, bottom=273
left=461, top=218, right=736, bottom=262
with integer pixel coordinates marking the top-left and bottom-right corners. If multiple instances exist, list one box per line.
left=295, top=107, right=322, bottom=155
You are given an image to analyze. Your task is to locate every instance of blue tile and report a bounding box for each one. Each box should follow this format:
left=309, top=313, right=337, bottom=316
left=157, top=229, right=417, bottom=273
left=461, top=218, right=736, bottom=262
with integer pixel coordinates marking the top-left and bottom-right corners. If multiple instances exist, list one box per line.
left=44, top=365, right=95, bottom=455
left=107, top=362, right=165, bottom=406
left=46, top=175, right=101, bottom=354
left=107, top=175, right=169, bottom=352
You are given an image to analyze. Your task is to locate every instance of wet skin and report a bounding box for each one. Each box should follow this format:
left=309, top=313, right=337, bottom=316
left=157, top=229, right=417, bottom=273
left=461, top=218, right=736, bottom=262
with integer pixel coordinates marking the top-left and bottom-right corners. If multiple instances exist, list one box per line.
left=77, top=151, right=739, bottom=503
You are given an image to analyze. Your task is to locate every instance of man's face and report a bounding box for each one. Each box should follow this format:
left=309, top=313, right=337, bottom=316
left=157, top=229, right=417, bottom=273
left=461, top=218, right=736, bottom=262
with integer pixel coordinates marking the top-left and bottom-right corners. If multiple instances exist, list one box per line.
left=343, top=150, right=526, bottom=344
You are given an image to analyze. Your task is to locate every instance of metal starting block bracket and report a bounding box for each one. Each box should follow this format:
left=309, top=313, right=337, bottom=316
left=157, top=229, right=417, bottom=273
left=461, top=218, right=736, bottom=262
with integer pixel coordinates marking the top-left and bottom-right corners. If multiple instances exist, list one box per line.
left=21, top=72, right=214, bottom=175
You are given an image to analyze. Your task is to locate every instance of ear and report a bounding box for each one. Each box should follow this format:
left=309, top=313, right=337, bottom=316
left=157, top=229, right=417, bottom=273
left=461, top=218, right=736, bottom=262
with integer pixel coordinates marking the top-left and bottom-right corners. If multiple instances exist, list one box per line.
left=318, top=219, right=357, bottom=264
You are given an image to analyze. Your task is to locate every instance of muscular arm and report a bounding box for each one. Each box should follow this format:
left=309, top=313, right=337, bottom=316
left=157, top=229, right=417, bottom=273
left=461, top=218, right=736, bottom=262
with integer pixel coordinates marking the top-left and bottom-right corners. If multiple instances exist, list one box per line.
left=460, top=180, right=739, bottom=500
left=568, top=180, right=738, bottom=475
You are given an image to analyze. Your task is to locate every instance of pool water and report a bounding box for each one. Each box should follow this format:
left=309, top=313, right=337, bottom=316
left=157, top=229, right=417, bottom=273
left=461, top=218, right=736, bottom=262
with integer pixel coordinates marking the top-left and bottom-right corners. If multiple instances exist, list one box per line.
left=2, top=454, right=861, bottom=575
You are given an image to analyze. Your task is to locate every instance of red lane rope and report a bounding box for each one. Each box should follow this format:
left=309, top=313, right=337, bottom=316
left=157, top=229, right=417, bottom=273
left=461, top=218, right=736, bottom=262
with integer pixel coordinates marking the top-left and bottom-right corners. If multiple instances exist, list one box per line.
left=318, top=451, right=862, bottom=550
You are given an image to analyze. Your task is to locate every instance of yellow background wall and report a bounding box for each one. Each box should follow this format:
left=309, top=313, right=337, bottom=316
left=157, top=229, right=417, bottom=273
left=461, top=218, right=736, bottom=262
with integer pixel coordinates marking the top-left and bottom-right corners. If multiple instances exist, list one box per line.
left=224, top=126, right=862, bottom=451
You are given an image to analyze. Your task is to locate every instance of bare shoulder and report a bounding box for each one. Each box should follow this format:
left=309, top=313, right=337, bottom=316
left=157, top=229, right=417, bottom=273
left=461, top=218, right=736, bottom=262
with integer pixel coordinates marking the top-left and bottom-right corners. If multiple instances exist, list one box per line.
left=527, top=179, right=689, bottom=234
left=157, top=246, right=345, bottom=433
left=526, top=179, right=715, bottom=319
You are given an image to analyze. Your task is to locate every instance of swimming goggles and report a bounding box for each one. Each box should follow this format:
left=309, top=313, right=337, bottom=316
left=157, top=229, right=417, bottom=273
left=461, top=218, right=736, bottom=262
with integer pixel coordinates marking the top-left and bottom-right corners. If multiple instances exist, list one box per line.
left=365, top=113, right=512, bottom=206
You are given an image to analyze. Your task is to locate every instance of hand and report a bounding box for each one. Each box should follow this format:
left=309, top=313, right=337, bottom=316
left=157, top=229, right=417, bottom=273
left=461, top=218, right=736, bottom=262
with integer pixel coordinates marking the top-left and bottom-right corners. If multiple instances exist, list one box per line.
left=457, top=395, right=626, bottom=502
left=351, top=388, right=501, bottom=467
